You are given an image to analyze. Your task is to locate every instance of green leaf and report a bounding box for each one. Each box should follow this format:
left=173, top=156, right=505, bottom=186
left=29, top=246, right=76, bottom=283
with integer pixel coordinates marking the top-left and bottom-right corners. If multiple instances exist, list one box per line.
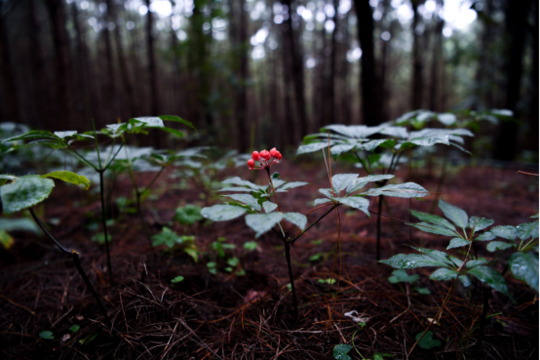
left=447, top=238, right=469, bottom=249
left=174, top=205, right=203, bottom=225
left=415, top=331, right=441, bottom=349
left=296, top=141, right=333, bottom=155
left=509, top=252, right=538, bottom=292
left=183, top=247, right=199, bottom=263
left=245, top=212, right=284, bottom=237
left=361, top=139, right=396, bottom=151
left=486, top=241, right=513, bottom=252
left=408, top=222, right=458, bottom=237
left=410, top=210, right=457, bottom=231
left=466, top=260, right=488, bottom=268
left=159, top=115, right=197, bottom=130
left=243, top=241, right=258, bottom=251
left=54, top=131, right=77, bottom=139
left=201, top=205, right=246, bottom=221
left=333, top=344, right=352, bottom=360
left=227, top=257, right=239, bottom=267
left=0, top=217, right=40, bottom=234
left=337, top=197, right=370, bottom=216
left=363, top=182, right=429, bottom=198
left=1, top=176, right=54, bottom=214
left=416, top=287, right=431, bottom=295
left=171, top=275, right=184, bottom=283
left=430, top=268, right=458, bottom=281
left=323, top=124, right=383, bottom=138
left=388, top=269, right=419, bottom=284
left=332, top=174, right=359, bottom=194
left=262, top=201, right=278, bottom=213
left=330, top=144, right=356, bottom=155
left=276, top=181, right=309, bottom=192
left=151, top=227, right=178, bottom=248
left=224, top=194, right=261, bottom=212
left=380, top=254, right=449, bottom=269
left=468, top=216, right=494, bottom=231
left=489, top=225, right=518, bottom=241
left=475, top=231, right=496, bottom=241
left=438, top=200, right=468, bottom=229
left=517, top=221, right=539, bottom=240
left=132, top=116, right=164, bottom=128
left=467, top=266, right=513, bottom=300
left=221, top=177, right=262, bottom=190
left=69, top=324, right=80, bottom=333
left=41, top=171, right=91, bottom=190
left=160, top=126, right=184, bottom=138
left=283, top=212, right=307, bottom=230
left=410, top=246, right=453, bottom=266
left=0, top=230, right=13, bottom=249
left=39, top=331, right=55, bottom=340
left=459, top=275, right=471, bottom=287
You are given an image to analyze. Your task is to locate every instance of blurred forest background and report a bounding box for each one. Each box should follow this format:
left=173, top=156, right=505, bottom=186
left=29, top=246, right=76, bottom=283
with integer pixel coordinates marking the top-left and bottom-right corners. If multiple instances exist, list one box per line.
left=0, top=0, right=537, bottom=161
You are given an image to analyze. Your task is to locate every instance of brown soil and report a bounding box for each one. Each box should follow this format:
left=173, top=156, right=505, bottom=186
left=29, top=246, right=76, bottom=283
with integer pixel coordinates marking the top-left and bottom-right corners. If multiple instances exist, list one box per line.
left=0, top=160, right=538, bottom=359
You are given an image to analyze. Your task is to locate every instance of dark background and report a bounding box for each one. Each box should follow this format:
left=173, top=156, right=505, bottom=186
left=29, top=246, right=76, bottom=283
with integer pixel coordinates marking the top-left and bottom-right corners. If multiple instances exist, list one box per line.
left=0, top=0, right=537, bottom=160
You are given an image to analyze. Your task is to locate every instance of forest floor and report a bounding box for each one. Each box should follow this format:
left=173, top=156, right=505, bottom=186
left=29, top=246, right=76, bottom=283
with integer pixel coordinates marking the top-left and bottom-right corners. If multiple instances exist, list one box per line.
left=0, top=159, right=538, bottom=359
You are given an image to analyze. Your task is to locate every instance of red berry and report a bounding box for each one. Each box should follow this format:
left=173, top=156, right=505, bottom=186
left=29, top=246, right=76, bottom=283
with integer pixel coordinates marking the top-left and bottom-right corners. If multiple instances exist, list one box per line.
left=247, top=159, right=255, bottom=169
left=275, top=151, right=282, bottom=160
left=269, top=148, right=278, bottom=157
left=251, top=151, right=260, bottom=160
left=260, top=150, right=271, bottom=160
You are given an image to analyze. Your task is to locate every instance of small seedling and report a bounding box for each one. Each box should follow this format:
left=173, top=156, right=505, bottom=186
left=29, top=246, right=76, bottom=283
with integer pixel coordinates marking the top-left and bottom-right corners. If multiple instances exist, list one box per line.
left=171, top=276, right=184, bottom=283
left=39, top=331, right=54, bottom=340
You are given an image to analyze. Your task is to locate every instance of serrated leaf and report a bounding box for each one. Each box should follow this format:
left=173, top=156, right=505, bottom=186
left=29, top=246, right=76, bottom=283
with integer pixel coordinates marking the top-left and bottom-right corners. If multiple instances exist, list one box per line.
left=333, top=344, right=352, bottom=360
left=489, top=225, right=518, bottom=241
left=314, top=198, right=332, bottom=205
left=132, top=116, right=164, bottom=128
left=296, top=142, right=333, bottom=155
left=201, top=205, right=246, bottom=221
left=468, top=216, right=494, bottom=231
left=277, top=181, right=308, bottom=192
left=486, top=241, right=513, bottom=252
left=509, top=252, right=538, bottom=292
left=160, top=126, right=184, bottom=138
left=361, top=139, right=396, bottom=151
left=41, top=171, right=90, bottom=190
left=388, top=269, right=419, bottom=283
left=410, top=246, right=453, bottom=266
left=363, top=182, right=429, bottom=198
left=438, top=200, right=468, bottom=229
left=332, top=174, right=358, bottom=194
left=262, top=201, right=278, bottom=213
left=151, top=227, right=178, bottom=248
left=54, top=131, right=77, bottom=139
left=221, top=177, right=261, bottom=190
left=283, top=212, right=307, bottom=230
left=447, top=238, right=469, bottom=249
left=337, top=197, right=370, bottom=216
left=319, top=188, right=335, bottom=198
left=429, top=268, right=458, bottom=281
left=475, top=231, right=496, bottom=241
left=415, top=331, right=441, bottom=349
left=1, top=176, right=54, bottom=214
left=330, top=144, right=356, bottom=155
left=408, top=222, right=458, bottom=237
left=467, top=266, right=513, bottom=300
left=380, top=254, right=449, bottom=269
left=218, top=187, right=255, bottom=193
left=410, top=210, right=457, bottom=231
left=223, top=194, right=261, bottom=211
left=159, top=115, right=197, bottom=130
left=379, top=126, right=409, bottom=138
left=323, top=124, right=383, bottom=138
left=466, top=260, right=488, bottom=268
left=399, top=135, right=450, bottom=150
left=517, top=221, right=539, bottom=240
left=245, top=212, right=284, bottom=237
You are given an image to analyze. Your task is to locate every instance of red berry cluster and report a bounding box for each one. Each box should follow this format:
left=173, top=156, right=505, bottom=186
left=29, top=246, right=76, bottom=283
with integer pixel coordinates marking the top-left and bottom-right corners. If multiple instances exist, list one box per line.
left=247, top=147, right=282, bottom=170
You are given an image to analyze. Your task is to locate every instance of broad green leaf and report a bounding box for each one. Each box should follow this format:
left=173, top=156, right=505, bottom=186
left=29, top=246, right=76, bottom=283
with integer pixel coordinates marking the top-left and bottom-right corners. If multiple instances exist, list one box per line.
left=174, top=205, right=203, bottom=225
left=218, top=187, right=255, bottom=193
left=459, top=275, right=471, bottom=287
left=0, top=218, right=40, bottom=234
left=429, top=268, right=458, bottom=281
left=69, top=324, right=80, bottom=333
left=277, top=181, right=308, bottom=192
left=39, top=331, right=55, bottom=340
left=245, top=212, right=284, bottom=237
left=54, top=131, right=77, bottom=139
left=360, top=139, right=396, bottom=151
left=332, top=174, right=358, bottom=194
left=296, top=142, right=333, bottom=155
left=408, top=222, right=458, bottom=237
left=410, top=246, right=453, bottom=266
left=486, top=241, right=513, bottom=252
left=399, top=136, right=450, bottom=150
left=160, top=126, right=184, bottom=138
left=379, top=126, right=408, bottom=138
left=0, top=230, right=13, bottom=249
left=132, top=116, right=164, bottom=128
left=323, top=124, right=383, bottom=138
left=362, top=182, right=428, bottom=198
left=388, top=269, right=419, bottom=283
left=151, top=227, right=179, bottom=248
left=2, top=130, right=57, bottom=143
left=314, top=198, right=332, bottom=205
left=262, top=201, right=278, bottom=213
left=467, top=266, right=513, bottom=300
left=415, top=331, right=441, bottom=349
left=159, top=115, right=197, bottom=130
left=337, top=197, right=370, bottom=216
left=221, top=177, right=261, bottom=190
left=410, top=210, right=457, bottom=231
left=438, top=200, right=468, bottom=229
left=330, top=144, right=356, bottom=155
left=171, top=275, right=184, bottom=283
left=517, top=221, right=539, bottom=240
left=437, top=113, right=457, bottom=125
left=1, top=176, right=54, bottom=214
left=360, top=174, right=395, bottom=183
left=319, top=188, right=335, bottom=198
left=243, top=241, right=258, bottom=251
left=475, top=232, right=496, bottom=241
left=283, top=212, right=307, bottom=230
left=380, top=254, right=448, bottom=269
left=224, top=194, right=261, bottom=211
left=466, top=260, right=488, bottom=268
left=41, top=171, right=91, bottom=190
left=447, top=238, right=469, bottom=249
left=201, top=205, right=246, bottom=221
left=489, top=225, right=518, bottom=241
left=333, top=344, right=352, bottom=360
left=509, top=252, right=538, bottom=292
left=468, top=216, right=494, bottom=231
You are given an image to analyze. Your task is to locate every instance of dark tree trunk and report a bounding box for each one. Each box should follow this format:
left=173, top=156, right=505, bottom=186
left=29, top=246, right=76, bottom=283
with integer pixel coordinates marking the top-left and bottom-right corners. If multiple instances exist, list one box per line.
left=411, top=0, right=424, bottom=110
left=281, top=22, right=295, bottom=147
left=144, top=0, right=160, bottom=145
left=524, top=1, right=538, bottom=152
left=45, top=0, right=73, bottom=129
left=428, top=0, right=444, bottom=112
left=0, top=0, right=20, bottom=122
left=493, top=0, right=532, bottom=160
left=103, top=3, right=118, bottom=120
left=353, top=0, right=380, bottom=126
left=327, top=0, right=339, bottom=125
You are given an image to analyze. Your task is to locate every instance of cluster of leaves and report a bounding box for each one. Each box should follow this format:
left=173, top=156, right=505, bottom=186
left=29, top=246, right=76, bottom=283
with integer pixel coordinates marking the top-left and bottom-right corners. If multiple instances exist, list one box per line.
left=381, top=200, right=539, bottom=301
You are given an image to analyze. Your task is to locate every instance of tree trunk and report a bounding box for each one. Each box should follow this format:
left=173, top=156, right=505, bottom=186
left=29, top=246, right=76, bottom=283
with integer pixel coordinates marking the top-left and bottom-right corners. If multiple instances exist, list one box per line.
left=353, top=0, right=380, bottom=126
left=327, top=0, right=339, bottom=125
left=145, top=0, right=160, bottom=146
left=411, top=0, right=424, bottom=110
left=0, top=0, right=20, bottom=122
left=493, top=0, right=532, bottom=160
left=428, top=0, right=444, bottom=112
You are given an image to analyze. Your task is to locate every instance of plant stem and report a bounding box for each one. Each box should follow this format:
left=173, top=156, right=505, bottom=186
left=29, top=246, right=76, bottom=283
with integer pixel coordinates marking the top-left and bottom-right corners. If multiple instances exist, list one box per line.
left=291, top=204, right=338, bottom=244
left=98, top=170, right=113, bottom=283
left=265, top=167, right=286, bottom=237
left=284, top=240, right=298, bottom=321
left=376, top=195, right=383, bottom=261
left=29, top=208, right=112, bottom=327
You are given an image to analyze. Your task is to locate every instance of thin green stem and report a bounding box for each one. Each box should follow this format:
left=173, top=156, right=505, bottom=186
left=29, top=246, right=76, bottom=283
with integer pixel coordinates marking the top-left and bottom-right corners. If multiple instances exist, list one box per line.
left=291, top=204, right=338, bottom=244
left=104, top=133, right=132, bottom=171
left=92, top=119, right=102, bottom=169
left=376, top=195, right=383, bottom=261
left=98, top=170, right=113, bottom=283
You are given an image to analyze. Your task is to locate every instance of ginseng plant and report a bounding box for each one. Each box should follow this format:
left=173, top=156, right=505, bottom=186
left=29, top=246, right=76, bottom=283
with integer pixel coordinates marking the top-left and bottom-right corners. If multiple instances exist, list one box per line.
left=2, top=116, right=194, bottom=282
left=201, top=147, right=429, bottom=319
left=0, top=171, right=112, bottom=327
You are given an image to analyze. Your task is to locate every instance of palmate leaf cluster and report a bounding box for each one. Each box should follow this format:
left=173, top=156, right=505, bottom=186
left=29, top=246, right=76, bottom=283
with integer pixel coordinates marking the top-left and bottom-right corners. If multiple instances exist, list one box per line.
left=201, top=172, right=429, bottom=238
left=382, top=200, right=539, bottom=298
